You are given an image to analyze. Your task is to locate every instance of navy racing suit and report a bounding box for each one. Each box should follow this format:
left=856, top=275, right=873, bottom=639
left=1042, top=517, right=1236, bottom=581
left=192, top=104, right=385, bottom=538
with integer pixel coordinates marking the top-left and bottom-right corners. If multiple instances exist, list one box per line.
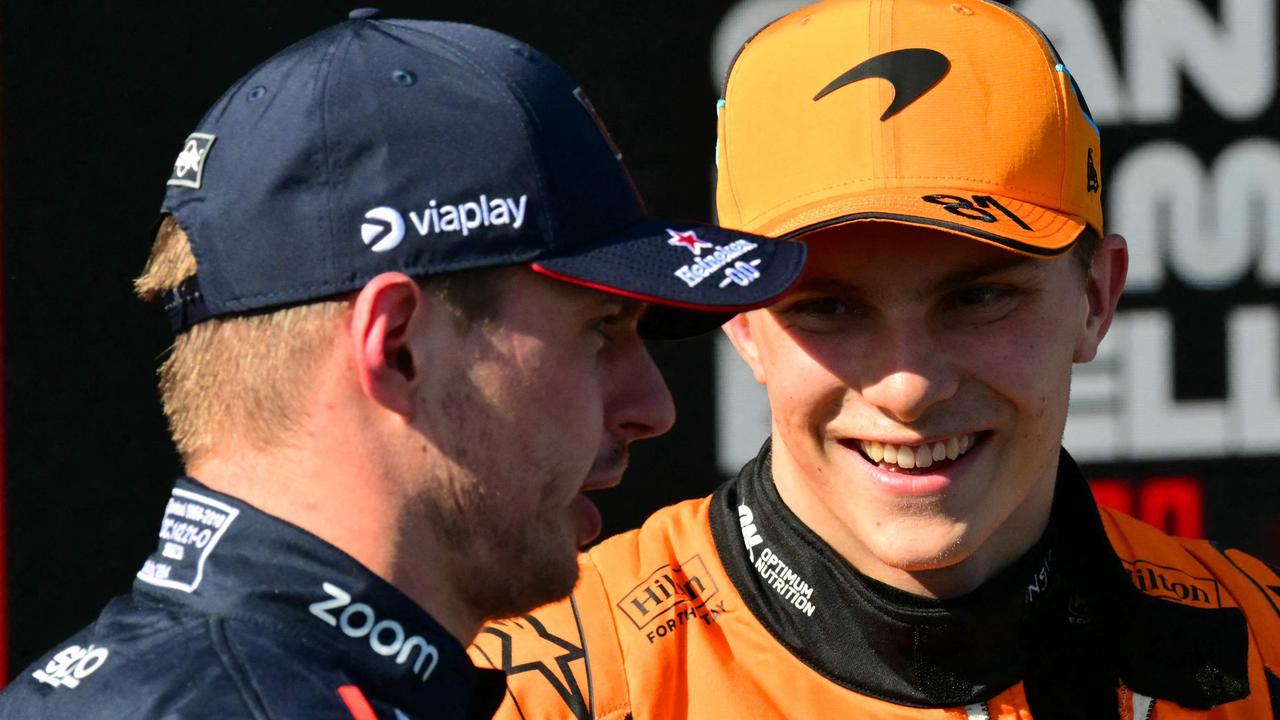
left=0, top=478, right=506, bottom=719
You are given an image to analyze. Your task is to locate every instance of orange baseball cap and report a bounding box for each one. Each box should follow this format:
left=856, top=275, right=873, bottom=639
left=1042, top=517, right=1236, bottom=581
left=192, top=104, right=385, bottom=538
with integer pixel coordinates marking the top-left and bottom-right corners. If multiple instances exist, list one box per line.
left=716, top=0, right=1102, bottom=254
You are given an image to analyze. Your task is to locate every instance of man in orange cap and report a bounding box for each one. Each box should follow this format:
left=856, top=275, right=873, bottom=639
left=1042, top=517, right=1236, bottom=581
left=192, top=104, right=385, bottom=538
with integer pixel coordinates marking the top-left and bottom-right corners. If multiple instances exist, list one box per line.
left=471, top=1, right=1280, bottom=717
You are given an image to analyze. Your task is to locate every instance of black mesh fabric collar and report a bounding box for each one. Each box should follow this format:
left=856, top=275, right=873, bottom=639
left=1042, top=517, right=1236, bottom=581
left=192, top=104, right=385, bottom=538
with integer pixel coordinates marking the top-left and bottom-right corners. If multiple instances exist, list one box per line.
left=708, top=440, right=1250, bottom=717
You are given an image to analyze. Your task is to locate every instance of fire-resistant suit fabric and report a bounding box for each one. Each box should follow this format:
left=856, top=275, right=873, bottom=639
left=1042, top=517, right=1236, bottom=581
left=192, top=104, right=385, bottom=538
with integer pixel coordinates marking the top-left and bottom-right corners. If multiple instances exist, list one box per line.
left=0, top=478, right=506, bottom=720
left=470, top=443, right=1280, bottom=719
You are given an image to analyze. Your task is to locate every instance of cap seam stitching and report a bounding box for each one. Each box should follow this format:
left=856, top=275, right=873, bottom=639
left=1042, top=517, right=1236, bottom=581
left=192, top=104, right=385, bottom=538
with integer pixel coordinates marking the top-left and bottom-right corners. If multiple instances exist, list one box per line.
left=876, top=0, right=891, bottom=185
left=318, top=28, right=353, bottom=289
left=401, top=26, right=553, bottom=241
left=178, top=26, right=354, bottom=301
left=721, top=82, right=745, bottom=226
left=985, top=0, right=1071, bottom=208
left=212, top=24, right=551, bottom=311
left=720, top=6, right=813, bottom=227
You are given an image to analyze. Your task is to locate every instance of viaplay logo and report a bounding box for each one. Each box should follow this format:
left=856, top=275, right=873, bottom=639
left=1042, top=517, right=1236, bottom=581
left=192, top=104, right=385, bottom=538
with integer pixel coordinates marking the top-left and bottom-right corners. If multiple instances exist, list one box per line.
left=361, top=207, right=406, bottom=253
left=361, top=194, right=530, bottom=254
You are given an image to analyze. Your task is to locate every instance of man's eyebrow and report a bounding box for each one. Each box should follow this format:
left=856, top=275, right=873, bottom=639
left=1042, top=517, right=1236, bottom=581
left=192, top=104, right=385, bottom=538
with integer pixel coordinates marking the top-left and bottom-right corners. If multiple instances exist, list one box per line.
left=594, top=296, right=646, bottom=319
left=786, top=276, right=849, bottom=294
left=790, top=255, right=1045, bottom=296
left=933, top=255, right=1044, bottom=290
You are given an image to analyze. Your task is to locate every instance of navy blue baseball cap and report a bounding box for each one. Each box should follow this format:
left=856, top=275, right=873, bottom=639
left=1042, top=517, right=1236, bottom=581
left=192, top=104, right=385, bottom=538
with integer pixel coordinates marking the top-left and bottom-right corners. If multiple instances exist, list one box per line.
left=158, top=9, right=805, bottom=339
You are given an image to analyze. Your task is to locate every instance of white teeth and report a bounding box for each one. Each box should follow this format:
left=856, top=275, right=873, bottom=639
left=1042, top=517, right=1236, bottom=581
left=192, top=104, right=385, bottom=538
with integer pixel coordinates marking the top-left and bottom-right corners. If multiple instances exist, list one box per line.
left=915, top=447, right=933, bottom=468
left=898, top=446, right=916, bottom=469
left=858, top=433, right=978, bottom=470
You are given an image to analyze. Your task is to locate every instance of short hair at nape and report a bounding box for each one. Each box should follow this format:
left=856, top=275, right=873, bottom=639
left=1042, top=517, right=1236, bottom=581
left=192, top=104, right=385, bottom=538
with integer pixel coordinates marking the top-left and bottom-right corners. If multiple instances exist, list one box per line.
left=135, top=217, right=504, bottom=464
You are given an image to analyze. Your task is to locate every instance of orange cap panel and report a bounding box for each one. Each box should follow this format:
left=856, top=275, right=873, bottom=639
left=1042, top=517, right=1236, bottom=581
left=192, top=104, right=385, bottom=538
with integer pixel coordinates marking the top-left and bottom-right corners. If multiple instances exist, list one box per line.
left=717, top=0, right=1103, bottom=252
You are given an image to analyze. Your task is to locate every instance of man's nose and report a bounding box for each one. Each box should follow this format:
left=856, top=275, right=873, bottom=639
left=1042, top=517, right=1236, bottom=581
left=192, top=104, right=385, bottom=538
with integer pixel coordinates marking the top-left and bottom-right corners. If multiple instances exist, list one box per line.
left=857, top=327, right=959, bottom=424
left=607, top=340, right=677, bottom=441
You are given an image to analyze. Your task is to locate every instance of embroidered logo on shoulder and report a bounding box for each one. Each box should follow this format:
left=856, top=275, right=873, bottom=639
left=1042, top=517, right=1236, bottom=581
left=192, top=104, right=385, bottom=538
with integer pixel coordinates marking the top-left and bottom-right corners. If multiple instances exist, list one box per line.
left=137, top=488, right=239, bottom=593
left=310, top=581, right=441, bottom=682
left=617, top=555, right=723, bottom=644
left=476, top=614, right=588, bottom=720
left=1124, top=559, right=1222, bottom=608
left=32, top=644, right=110, bottom=689
left=167, top=133, right=216, bottom=189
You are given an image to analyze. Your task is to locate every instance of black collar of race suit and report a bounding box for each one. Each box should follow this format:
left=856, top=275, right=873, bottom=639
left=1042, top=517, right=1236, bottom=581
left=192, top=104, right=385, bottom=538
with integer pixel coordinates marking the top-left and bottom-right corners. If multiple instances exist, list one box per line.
left=709, top=441, right=1250, bottom=717
left=133, top=478, right=505, bottom=720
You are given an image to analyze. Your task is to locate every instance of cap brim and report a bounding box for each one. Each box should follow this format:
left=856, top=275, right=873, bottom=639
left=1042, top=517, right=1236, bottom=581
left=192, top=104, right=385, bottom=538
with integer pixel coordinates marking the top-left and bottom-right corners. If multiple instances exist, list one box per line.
left=531, top=219, right=806, bottom=339
left=755, top=190, right=1086, bottom=256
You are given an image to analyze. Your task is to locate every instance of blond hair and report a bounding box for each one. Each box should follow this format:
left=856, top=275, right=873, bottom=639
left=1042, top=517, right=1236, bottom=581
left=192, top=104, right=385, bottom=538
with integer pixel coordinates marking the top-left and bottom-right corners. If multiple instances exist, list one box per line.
left=136, top=218, right=505, bottom=465
left=136, top=217, right=349, bottom=464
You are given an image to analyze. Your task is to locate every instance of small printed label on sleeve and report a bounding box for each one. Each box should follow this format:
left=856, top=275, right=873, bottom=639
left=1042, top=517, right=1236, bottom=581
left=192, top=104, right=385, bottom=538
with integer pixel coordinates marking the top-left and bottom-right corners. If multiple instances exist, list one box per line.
left=137, top=488, right=239, bottom=593
left=32, top=645, right=109, bottom=690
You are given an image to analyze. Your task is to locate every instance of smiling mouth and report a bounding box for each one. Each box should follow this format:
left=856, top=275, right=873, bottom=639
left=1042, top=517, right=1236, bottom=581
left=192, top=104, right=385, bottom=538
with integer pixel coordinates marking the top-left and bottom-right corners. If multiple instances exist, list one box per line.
left=846, top=433, right=983, bottom=473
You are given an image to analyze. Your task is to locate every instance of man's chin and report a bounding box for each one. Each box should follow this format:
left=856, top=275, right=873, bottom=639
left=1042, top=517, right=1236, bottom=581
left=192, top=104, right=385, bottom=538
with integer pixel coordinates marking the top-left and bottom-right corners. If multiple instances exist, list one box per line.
left=471, top=547, right=581, bottom=620
left=862, top=522, right=976, bottom=573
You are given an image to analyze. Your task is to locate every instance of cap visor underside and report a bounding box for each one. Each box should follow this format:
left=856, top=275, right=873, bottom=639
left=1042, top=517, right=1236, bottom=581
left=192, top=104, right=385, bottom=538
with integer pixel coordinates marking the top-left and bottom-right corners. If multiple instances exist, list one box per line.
left=531, top=218, right=806, bottom=339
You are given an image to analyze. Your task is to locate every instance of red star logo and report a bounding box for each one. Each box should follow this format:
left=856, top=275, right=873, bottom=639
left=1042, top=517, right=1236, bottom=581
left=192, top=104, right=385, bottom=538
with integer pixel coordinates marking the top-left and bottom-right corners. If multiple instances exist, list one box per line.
left=667, top=228, right=714, bottom=256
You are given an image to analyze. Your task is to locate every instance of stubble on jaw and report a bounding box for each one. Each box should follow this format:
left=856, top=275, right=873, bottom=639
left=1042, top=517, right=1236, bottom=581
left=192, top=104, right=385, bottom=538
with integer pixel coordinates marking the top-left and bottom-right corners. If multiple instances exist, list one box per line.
left=419, top=374, right=582, bottom=622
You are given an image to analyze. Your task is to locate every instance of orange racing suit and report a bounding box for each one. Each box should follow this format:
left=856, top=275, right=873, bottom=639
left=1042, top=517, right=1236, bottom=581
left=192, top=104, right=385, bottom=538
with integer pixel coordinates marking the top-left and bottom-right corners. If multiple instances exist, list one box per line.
left=470, top=443, right=1279, bottom=719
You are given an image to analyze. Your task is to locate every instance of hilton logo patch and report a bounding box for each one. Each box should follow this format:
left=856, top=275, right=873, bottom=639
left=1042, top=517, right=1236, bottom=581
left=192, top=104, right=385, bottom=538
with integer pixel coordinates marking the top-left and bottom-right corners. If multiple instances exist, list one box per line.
left=1124, top=560, right=1221, bottom=608
left=617, top=555, right=719, bottom=630
left=167, top=133, right=216, bottom=189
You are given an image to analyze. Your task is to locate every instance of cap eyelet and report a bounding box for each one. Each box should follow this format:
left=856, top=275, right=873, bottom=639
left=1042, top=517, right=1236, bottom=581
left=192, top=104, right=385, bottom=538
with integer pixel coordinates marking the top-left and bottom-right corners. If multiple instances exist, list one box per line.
left=508, top=44, right=536, bottom=61
left=951, top=3, right=974, bottom=15
left=247, top=86, right=267, bottom=102
left=391, top=69, right=417, bottom=86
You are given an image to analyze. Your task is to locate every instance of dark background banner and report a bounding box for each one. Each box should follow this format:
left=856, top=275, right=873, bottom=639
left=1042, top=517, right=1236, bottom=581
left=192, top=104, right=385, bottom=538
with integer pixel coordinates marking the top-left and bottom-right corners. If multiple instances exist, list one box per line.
left=3, top=0, right=1277, bottom=679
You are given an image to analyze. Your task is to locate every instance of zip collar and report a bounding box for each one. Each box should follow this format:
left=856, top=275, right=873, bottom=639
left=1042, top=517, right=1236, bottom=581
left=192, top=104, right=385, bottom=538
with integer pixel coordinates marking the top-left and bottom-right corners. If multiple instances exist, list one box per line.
left=709, top=441, right=1249, bottom=715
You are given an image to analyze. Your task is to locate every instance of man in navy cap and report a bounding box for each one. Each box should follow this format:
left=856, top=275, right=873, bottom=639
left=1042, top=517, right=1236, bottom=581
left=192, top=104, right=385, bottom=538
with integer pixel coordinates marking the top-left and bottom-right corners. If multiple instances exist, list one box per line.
left=0, top=10, right=803, bottom=719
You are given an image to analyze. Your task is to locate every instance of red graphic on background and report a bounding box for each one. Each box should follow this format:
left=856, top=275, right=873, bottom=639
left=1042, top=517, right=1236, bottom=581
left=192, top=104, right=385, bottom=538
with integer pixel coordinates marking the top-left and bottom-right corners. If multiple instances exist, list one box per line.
left=1091, top=476, right=1204, bottom=539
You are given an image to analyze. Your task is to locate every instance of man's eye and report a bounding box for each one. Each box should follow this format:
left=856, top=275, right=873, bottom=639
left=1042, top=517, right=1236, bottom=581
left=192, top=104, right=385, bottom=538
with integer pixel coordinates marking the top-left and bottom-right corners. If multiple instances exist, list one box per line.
left=788, top=298, right=847, bottom=316
left=592, top=313, right=624, bottom=340
left=945, top=285, right=1022, bottom=324
left=950, top=286, right=1012, bottom=307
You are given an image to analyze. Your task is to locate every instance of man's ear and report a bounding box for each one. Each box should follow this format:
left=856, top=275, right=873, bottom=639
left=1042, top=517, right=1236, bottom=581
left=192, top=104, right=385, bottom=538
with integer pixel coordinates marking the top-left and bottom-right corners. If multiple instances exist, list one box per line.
left=1074, top=233, right=1129, bottom=363
left=722, top=311, right=769, bottom=385
left=349, top=272, right=427, bottom=417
